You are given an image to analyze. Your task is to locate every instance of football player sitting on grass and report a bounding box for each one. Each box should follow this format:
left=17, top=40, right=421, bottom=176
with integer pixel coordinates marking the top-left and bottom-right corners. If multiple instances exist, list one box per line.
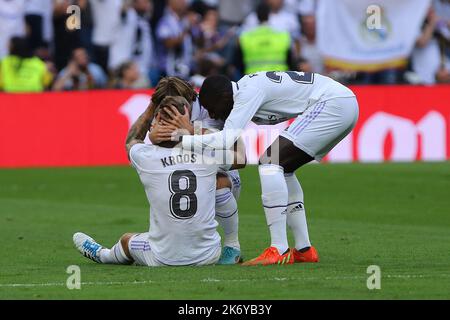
left=73, top=96, right=246, bottom=267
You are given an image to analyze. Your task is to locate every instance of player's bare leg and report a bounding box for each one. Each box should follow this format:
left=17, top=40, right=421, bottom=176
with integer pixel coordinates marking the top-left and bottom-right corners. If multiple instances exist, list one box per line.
left=215, top=174, right=242, bottom=264
left=243, top=136, right=317, bottom=266
left=73, top=232, right=134, bottom=264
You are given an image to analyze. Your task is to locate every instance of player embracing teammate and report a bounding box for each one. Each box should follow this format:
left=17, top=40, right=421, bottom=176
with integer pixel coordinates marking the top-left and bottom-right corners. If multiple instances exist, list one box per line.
left=74, top=71, right=358, bottom=267
left=172, top=71, right=359, bottom=266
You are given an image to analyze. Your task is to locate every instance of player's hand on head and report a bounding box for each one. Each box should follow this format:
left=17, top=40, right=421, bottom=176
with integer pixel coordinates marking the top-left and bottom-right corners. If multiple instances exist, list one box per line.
left=149, top=114, right=176, bottom=144
left=163, top=105, right=194, bottom=135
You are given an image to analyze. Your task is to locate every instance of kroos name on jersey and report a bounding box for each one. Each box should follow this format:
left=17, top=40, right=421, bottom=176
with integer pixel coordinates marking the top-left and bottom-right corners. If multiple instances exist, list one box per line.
left=161, top=153, right=198, bottom=168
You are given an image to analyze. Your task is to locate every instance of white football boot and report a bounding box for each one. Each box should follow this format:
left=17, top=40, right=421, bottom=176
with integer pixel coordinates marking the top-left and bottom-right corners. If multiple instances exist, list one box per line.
left=73, top=232, right=103, bottom=263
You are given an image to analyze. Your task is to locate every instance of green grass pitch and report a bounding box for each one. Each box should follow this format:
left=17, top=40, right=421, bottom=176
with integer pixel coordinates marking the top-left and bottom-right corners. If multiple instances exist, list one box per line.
left=1, top=163, right=449, bottom=299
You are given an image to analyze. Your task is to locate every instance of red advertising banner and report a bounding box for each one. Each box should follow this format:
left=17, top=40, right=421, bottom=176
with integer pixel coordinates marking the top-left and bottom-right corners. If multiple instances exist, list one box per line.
left=0, top=86, right=449, bottom=168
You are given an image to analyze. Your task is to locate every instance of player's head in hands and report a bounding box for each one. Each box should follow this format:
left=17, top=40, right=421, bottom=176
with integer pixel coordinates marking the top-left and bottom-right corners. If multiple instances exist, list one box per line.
left=154, top=96, right=191, bottom=148
left=199, top=75, right=234, bottom=121
left=156, top=96, right=190, bottom=120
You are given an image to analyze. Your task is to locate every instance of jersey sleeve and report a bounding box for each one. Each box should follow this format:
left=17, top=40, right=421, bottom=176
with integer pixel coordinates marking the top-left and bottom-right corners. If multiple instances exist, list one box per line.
left=182, top=85, right=265, bottom=150
left=129, top=143, right=148, bottom=171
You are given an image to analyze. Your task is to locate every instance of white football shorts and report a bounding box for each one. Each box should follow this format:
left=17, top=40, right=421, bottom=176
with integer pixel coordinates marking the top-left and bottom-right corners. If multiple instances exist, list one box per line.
left=280, top=96, right=359, bottom=162
left=128, top=233, right=221, bottom=267
left=222, top=169, right=241, bottom=201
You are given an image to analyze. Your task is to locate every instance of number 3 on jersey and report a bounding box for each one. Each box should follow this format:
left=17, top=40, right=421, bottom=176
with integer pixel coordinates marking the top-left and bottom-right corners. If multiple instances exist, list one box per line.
left=169, top=170, right=198, bottom=219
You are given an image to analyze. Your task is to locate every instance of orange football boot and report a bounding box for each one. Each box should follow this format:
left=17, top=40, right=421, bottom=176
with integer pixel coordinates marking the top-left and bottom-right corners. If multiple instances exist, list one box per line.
left=242, top=247, right=294, bottom=266
left=291, top=246, right=319, bottom=263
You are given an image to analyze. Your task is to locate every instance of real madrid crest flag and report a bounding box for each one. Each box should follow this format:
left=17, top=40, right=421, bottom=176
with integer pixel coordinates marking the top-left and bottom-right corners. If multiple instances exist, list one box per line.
left=317, top=0, right=431, bottom=72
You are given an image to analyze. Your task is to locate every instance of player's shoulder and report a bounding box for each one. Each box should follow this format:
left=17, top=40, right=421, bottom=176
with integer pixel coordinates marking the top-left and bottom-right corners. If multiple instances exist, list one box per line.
left=190, top=99, right=206, bottom=122
left=130, top=143, right=157, bottom=155
left=235, top=73, right=266, bottom=92
left=129, top=143, right=162, bottom=169
left=238, top=72, right=263, bottom=84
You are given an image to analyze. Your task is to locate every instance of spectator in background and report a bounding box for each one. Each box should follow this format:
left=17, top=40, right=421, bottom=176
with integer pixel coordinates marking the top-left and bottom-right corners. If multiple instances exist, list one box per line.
left=282, top=0, right=300, bottom=13
left=109, top=0, right=155, bottom=84
left=411, top=7, right=442, bottom=84
left=0, top=0, right=26, bottom=59
left=434, top=0, right=450, bottom=42
left=113, top=61, right=150, bottom=89
left=435, top=62, right=450, bottom=82
left=201, top=0, right=219, bottom=7
left=196, top=7, right=237, bottom=70
left=297, top=0, right=317, bottom=16
left=295, top=56, right=313, bottom=73
left=77, top=0, right=95, bottom=58
left=53, top=47, right=107, bottom=91
left=156, top=0, right=194, bottom=79
left=0, top=37, right=53, bottom=92
left=90, top=0, right=124, bottom=74
left=186, top=4, right=204, bottom=50
left=406, top=7, right=450, bottom=85
left=235, top=3, right=293, bottom=75
left=299, top=13, right=323, bottom=73
left=355, top=69, right=401, bottom=85
left=218, top=0, right=256, bottom=28
left=433, top=0, right=450, bottom=64
left=53, top=0, right=82, bottom=71
left=242, top=0, right=301, bottom=57
left=24, top=0, right=53, bottom=52
left=190, top=56, right=220, bottom=87
left=150, top=0, right=167, bottom=37
left=283, top=0, right=317, bottom=16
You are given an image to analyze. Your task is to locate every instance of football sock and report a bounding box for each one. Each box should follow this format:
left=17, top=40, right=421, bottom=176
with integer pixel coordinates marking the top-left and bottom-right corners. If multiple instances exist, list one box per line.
left=215, top=187, right=240, bottom=250
left=99, top=241, right=131, bottom=264
left=285, top=172, right=312, bottom=251
left=259, top=164, right=289, bottom=254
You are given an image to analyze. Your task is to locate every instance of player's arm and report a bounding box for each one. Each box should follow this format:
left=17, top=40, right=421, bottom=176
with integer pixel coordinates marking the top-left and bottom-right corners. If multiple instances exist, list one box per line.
left=229, top=137, right=247, bottom=170
left=200, top=128, right=247, bottom=170
left=125, top=102, right=156, bottom=158
left=181, top=86, right=265, bottom=151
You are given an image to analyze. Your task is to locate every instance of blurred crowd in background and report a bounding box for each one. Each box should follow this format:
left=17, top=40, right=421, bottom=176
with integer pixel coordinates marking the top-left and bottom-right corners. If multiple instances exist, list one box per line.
left=0, top=0, right=449, bottom=93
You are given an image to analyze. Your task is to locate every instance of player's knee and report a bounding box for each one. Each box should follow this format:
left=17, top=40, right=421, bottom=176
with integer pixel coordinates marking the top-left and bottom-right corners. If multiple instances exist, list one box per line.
left=120, top=233, right=135, bottom=256
left=120, top=233, right=134, bottom=241
left=216, top=174, right=232, bottom=190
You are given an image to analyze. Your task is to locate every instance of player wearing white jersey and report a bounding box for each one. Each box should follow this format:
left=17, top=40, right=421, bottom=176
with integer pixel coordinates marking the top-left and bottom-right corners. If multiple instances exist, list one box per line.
left=148, top=77, right=243, bottom=264
left=171, top=71, right=359, bottom=266
left=73, top=96, right=246, bottom=266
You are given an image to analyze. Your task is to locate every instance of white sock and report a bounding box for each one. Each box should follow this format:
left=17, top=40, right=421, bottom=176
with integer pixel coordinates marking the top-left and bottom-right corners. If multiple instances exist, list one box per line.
left=99, top=241, right=131, bottom=264
left=215, top=188, right=240, bottom=250
left=259, top=164, right=289, bottom=254
left=285, top=173, right=311, bottom=250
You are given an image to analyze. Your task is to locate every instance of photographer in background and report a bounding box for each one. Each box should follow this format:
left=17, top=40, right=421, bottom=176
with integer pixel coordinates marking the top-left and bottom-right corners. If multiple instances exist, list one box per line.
left=53, top=47, right=107, bottom=91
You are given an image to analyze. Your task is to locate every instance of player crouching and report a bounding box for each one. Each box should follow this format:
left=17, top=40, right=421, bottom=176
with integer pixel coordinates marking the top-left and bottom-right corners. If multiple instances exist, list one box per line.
left=73, top=96, right=246, bottom=266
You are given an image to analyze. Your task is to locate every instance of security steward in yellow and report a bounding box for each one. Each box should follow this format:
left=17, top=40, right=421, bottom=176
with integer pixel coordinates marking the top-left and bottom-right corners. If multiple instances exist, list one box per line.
left=0, top=37, right=52, bottom=93
left=235, top=2, right=294, bottom=75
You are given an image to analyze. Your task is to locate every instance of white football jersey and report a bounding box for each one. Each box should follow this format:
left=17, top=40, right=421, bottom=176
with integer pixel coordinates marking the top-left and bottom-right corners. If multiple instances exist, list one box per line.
left=129, top=143, right=224, bottom=266
left=190, top=99, right=224, bottom=130
left=182, top=71, right=355, bottom=150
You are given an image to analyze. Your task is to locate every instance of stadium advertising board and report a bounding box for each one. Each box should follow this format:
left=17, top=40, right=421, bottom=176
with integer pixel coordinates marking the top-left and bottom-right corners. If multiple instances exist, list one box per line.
left=0, top=85, right=448, bottom=167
